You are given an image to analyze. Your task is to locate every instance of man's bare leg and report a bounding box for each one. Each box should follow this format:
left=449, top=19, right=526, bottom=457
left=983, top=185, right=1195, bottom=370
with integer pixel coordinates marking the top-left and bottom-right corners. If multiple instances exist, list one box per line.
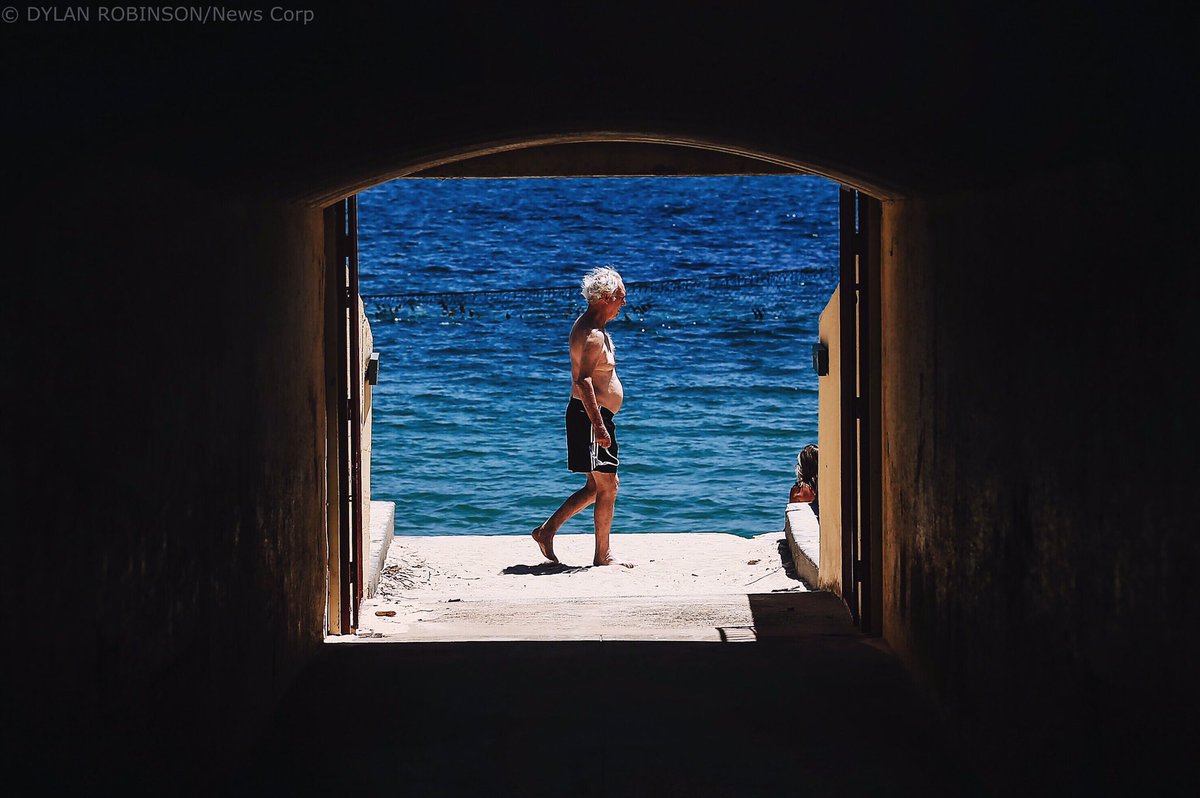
left=532, top=474, right=598, bottom=562
left=590, top=471, right=634, bottom=567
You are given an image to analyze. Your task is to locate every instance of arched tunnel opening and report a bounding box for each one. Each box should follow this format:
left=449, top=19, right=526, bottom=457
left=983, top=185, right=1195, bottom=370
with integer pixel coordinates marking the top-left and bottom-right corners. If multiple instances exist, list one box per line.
left=222, top=139, right=920, bottom=794
left=314, top=139, right=884, bottom=643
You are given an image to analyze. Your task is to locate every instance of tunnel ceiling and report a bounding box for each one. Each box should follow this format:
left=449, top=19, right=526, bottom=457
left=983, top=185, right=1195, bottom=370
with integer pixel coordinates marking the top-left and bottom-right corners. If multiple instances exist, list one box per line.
left=4, top=3, right=1190, bottom=202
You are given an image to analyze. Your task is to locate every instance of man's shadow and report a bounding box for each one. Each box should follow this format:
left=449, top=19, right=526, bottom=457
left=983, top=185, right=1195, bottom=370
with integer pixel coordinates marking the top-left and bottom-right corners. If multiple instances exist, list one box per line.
left=501, top=563, right=589, bottom=576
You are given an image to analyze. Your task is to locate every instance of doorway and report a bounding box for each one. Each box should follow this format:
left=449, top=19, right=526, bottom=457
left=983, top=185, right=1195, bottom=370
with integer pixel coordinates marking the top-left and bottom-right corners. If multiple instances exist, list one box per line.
left=320, top=139, right=887, bottom=638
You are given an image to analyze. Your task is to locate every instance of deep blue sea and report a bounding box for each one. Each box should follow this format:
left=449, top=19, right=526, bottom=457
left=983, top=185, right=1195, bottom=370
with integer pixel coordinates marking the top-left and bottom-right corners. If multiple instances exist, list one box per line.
left=358, top=175, right=839, bottom=537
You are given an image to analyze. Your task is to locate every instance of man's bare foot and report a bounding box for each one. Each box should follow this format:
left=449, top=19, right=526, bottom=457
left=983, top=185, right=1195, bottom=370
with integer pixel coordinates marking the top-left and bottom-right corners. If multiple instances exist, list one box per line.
left=532, top=525, right=558, bottom=562
left=593, top=555, right=635, bottom=568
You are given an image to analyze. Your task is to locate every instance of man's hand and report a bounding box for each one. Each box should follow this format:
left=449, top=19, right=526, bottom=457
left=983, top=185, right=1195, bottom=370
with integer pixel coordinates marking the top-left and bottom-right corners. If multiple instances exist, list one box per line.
left=594, top=422, right=612, bottom=449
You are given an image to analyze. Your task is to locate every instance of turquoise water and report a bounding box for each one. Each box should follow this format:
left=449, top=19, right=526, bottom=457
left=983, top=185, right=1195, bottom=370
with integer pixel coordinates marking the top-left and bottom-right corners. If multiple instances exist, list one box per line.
left=358, top=175, right=839, bottom=537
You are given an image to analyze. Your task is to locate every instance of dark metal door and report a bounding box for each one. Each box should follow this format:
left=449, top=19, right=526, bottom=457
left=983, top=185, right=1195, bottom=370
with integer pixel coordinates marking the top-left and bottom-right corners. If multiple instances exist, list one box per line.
left=838, top=188, right=883, bottom=632
left=324, top=196, right=364, bottom=634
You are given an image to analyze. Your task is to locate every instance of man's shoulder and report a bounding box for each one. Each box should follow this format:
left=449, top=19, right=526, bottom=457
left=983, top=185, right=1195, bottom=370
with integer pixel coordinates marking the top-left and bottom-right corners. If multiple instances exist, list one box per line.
left=569, top=320, right=605, bottom=347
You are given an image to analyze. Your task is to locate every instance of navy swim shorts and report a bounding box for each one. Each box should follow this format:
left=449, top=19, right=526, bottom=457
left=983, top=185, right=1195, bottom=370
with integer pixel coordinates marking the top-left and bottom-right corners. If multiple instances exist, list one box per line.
left=565, top=397, right=619, bottom=473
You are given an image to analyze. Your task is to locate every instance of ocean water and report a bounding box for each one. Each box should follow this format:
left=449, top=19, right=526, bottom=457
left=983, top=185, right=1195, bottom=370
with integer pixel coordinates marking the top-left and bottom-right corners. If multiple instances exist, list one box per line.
left=358, top=175, right=839, bottom=537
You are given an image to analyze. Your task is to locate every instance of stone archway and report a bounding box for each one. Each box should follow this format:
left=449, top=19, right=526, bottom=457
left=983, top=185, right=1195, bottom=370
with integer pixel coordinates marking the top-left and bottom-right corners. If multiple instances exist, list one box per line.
left=303, top=132, right=904, bottom=207
left=322, top=134, right=886, bottom=636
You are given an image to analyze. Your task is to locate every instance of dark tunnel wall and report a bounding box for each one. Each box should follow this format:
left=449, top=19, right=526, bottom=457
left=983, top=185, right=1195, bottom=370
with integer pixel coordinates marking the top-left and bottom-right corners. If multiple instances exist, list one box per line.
left=1, top=1, right=1197, bottom=793
left=881, top=163, right=1199, bottom=793
left=3, top=172, right=329, bottom=789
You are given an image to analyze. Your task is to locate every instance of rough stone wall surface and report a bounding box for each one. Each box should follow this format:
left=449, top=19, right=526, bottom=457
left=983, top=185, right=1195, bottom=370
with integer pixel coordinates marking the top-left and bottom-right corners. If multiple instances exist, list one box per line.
left=880, top=164, right=1199, bottom=793
left=4, top=170, right=329, bottom=790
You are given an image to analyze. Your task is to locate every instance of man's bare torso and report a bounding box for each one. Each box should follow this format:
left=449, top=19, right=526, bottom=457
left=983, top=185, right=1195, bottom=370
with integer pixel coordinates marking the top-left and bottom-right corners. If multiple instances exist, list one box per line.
left=569, top=315, right=623, bottom=414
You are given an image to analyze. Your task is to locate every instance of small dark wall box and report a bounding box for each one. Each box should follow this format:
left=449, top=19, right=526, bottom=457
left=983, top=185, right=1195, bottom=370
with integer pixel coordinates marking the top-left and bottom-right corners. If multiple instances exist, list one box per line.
left=366, top=352, right=380, bottom=385
left=812, top=342, right=829, bottom=376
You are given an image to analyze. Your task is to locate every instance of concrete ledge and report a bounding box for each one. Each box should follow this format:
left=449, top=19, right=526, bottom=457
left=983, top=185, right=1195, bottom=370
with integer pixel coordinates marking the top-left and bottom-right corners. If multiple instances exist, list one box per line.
left=366, top=500, right=394, bottom=598
left=784, top=502, right=819, bottom=589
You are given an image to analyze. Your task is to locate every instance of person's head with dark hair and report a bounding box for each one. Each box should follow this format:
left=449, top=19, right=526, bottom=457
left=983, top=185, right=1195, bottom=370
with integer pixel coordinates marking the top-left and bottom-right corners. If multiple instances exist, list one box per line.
left=796, top=444, right=819, bottom=489
left=790, top=444, right=819, bottom=512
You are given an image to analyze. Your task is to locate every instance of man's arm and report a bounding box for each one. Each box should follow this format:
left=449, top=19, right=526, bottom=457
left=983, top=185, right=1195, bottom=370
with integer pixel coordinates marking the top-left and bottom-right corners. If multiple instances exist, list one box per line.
left=573, top=331, right=612, bottom=448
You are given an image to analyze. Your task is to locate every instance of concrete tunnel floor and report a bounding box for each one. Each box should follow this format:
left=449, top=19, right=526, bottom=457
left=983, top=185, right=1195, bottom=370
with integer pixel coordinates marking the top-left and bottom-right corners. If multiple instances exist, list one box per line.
left=225, top=591, right=982, bottom=796
left=351, top=532, right=812, bottom=642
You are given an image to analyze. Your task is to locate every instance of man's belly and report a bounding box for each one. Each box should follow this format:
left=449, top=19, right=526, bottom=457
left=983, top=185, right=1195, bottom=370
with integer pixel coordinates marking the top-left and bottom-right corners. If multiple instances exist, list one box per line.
left=575, top=373, right=623, bottom=414
left=598, top=373, right=623, bottom=414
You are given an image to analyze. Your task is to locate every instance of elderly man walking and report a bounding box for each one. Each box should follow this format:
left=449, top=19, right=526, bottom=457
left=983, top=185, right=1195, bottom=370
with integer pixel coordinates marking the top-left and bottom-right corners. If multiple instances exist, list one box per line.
left=533, top=267, right=634, bottom=567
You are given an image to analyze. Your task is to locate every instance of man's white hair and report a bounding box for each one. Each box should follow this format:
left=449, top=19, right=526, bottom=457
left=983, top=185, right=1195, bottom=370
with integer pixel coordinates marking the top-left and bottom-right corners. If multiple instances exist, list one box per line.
left=580, top=267, right=623, bottom=304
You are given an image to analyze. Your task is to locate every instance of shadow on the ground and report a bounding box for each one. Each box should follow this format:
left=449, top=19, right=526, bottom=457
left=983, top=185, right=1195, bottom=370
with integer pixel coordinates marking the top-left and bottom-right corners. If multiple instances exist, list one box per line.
left=501, top=562, right=589, bottom=575
left=225, top=604, right=984, bottom=797
left=748, top=591, right=858, bottom=640
left=776, top=537, right=799, bottom=580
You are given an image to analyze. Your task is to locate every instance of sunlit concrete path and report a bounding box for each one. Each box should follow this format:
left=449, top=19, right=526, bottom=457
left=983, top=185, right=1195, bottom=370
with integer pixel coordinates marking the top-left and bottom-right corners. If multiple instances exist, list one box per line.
left=353, top=532, right=811, bottom=642
left=226, top=592, right=980, bottom=796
